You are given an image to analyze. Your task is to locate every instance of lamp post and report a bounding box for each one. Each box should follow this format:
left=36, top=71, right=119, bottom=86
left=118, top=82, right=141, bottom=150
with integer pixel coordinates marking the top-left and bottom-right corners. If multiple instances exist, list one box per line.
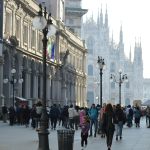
left=96, top=56, right=107, bottom=106
left=32, top=4, right=56, bottom=150
left=110, top=69, right=129, bottom=105
left=3, top=68, right=23, bottom=107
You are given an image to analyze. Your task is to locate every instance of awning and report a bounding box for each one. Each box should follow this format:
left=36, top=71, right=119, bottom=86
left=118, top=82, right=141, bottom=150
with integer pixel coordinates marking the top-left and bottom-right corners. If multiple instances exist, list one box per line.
left=141, top=100, right=150, bottom=106
left=15, top=97, right=27, bottom=101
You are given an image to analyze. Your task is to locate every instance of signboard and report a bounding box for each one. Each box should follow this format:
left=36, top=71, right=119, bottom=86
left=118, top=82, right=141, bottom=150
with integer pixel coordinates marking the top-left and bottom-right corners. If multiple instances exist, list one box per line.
left=0, top=0, right=3, bottom=41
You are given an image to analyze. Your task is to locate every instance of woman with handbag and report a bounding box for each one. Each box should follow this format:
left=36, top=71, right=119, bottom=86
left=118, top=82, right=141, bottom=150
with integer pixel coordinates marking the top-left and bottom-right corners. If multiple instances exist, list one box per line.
left=100, top=104, right=116, bottom=150
left=98, top=103, right=106, bottom=138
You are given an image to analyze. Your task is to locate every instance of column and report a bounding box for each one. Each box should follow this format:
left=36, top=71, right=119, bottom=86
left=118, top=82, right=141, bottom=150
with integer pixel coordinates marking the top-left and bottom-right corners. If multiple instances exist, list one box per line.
left=52, top=78, right=55, bottom=104
left=80, top=85, right=82, bottom=106
left=24, top=70, right=29, bottom=99
left=0, top=56, right=4, bottom=108
left=74, top=83, right=77, bottom=105
left=28, top=70, right=31, bottom=99
left=33, top=73, right=36, bottom=99
left=71, top=82, right=73, bottom=105
left=36, top=71, right=38, bottom=99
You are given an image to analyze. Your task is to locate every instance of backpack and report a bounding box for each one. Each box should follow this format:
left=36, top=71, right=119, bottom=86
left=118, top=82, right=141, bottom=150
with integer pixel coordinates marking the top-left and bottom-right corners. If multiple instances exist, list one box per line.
left=129, top=108, right=133, bottom=116
left=36, top=106, right=42, bottom=114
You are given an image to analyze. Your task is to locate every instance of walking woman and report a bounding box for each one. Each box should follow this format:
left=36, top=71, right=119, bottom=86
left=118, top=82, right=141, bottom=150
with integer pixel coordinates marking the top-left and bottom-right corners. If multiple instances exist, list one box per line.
left=114, top=104, right=124, bottom=140
left=24, top=106, right=31, bottom=128
left=74, top=106, right=81, bottom=130
left=134, top=106, right=141, bottom=127
left=98, top=103, right=106, bottom=138
left=100, top=104, right=116, bottom=150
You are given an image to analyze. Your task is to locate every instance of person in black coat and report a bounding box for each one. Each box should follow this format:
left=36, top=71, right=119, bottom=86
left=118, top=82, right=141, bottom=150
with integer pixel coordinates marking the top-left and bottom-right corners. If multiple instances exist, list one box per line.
left=62, top=106, right=69, bottom=129
left=114, top=104, right=124, bottom=140
left=9, top=105, right=16, bottom=126
left=23, top=106, right=31, bottom=127
left=100, top=104, right=116, bottom=150
left=31, top=104, right=36, bottom=129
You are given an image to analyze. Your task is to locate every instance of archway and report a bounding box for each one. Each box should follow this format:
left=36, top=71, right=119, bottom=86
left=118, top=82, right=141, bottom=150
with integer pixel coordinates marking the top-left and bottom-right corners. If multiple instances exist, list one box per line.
left=86, top=92, right=94, bottom=108
left=125, top=98, right=130, bottom=106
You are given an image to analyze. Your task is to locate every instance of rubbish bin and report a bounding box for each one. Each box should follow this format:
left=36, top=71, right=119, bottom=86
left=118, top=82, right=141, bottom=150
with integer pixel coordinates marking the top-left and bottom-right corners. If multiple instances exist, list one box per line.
left=57, top=130, right=75, bottom=150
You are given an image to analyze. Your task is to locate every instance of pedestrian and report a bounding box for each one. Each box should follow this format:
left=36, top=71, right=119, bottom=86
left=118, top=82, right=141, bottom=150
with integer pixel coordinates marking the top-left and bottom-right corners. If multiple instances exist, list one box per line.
left=88, top=104, right=101, bottom=137
left=31, top=104, right=36, bottom=129
left=134, top=106, right=142, bottom=127
left=100, top=103, right=116, bottom=150
left=80, top=107, right=85, bottom=124
left=77, top=116, right=90, bottom=150
left=20, top=105, right=25, bottom=125
left=24, top=105, right=31, bottom=128
left=113, top=105, right=116, bottom=111
left=146, top=106, right=150, bottom=128
left=35, top=100, right=42, bottom=131
left=68, top=104, right=75, bottom=129
left=2, top=104, right=8, bottom=123
left=114, top=104, right=124, bottom=140
left=74, top=106, right=80, bottom=130
left=121, top=107, right=126, bottom=128
left=98, top=103, right=106, bottom=138
left=9, top=105, right=16, bottom=126
left=126, top=105, right=133, bottom=127
left=50, top=104, right=60, bottom=130
left=145, top=105, right=149, bottom=125
left=62, top=106, right=69, bottom=129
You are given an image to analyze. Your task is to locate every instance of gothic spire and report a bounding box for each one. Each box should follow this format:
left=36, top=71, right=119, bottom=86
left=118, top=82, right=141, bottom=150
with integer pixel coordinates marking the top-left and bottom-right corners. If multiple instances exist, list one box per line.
left=100, top=4, right=103, bottom=28
left=105, top=4, right=108, bottom=28
left=129, top=44, right=132, bottom=62
left=97, top=8, right=99, bottom=25
left=111, top=30, right=113, bottom=48
left=119, top=22, right=123, bottom=44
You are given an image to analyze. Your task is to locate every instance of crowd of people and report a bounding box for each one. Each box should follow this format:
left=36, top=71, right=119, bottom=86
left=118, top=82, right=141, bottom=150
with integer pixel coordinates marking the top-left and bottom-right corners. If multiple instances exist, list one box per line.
left=1, top=101, right=150, bottom=150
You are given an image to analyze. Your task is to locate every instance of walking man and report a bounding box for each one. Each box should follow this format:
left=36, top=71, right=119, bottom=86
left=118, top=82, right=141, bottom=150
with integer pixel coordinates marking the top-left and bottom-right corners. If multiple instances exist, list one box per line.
left=88, top=104, right=101, bottom=137
left=9, top=105, right=15, bottom=126
left=2, top=104, right=8, bottom=123
left=126, top=105, right=133, bottom=127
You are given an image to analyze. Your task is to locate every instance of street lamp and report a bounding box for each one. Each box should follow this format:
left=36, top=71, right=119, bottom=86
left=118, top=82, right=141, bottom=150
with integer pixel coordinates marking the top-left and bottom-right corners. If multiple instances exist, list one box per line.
left=3, top=68, right=23, bottom=107
left=32, top=4, right=56, bottom=150
left=110, top=69, right=128, bottom=105
left=96, top=56, right=106, bottom=106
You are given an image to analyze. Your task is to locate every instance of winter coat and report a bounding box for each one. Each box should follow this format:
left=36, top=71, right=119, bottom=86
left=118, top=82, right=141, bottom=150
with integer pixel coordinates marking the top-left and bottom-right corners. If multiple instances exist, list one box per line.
left=68, top=108, right=74, bottom=118
left=2, top=106, right=7, bottom=114
left=50, top=107, right=60, bottom=118
left=114, top=108, right=124, bottom=123
left=23, top=108, right=31, bottom=119
left=62, top=108, right=69, bottom=117
left=9, top=107, right=16, bottom=116
left=80, top=110, right=85, bottom=124
left=19, top=107, right=24, bottom=115
left=134, top=109, right=142, bottom=118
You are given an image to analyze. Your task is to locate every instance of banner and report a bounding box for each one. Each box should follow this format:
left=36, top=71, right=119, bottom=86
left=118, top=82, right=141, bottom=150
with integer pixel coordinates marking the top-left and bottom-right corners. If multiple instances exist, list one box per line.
left=0, top=0, right=3, bottom=41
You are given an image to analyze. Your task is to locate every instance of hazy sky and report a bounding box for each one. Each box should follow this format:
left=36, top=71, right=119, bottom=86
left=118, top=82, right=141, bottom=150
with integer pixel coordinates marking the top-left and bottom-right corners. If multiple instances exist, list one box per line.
left=82, top=0, right=150, bottom=78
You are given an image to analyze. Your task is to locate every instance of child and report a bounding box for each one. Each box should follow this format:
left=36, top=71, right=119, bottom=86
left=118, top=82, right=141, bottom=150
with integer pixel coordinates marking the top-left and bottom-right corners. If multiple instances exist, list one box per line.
left=77, top=116, right=90, bottom=150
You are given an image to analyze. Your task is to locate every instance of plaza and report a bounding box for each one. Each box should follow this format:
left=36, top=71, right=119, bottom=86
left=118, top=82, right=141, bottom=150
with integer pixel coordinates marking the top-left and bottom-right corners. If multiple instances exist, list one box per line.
left=0, top=118, right=150, bottom=150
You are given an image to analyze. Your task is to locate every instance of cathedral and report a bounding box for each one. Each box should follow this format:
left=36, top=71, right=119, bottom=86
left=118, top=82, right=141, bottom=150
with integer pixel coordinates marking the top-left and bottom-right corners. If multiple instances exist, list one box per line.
left=81, top=6, right=143, bottom=107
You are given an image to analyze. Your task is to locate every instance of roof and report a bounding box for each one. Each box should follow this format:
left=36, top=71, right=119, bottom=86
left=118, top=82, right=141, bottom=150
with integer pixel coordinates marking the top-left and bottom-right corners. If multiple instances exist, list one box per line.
left=141, top=100, right=150, bottom=106
left=65, top=7, right=88, bottom=14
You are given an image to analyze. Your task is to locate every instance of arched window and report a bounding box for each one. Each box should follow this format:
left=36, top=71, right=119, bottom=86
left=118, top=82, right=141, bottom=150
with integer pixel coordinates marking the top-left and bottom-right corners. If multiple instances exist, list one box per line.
left=69, top=19, right=74, bottom=24
left=110, top=62, right=115, bottom=72
left=111, top=80, right=115, bottom=89
left=69, top=28, right=74, bottom=33
left=87, top=92, right=94, bottom=108
left=126, top=81, right=130, bottom=88
left=88, top=65, right=93, bottom=76
left=125, top=98, right=130, bottom=106
left=87, top=38, right=93, bottom=54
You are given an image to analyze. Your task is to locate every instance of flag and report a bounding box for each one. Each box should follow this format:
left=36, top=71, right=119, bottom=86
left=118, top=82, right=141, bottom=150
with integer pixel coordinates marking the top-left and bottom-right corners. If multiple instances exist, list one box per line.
left=51, top=42, right=55, bottom=59
left=46, top=39, right=51, bottom=55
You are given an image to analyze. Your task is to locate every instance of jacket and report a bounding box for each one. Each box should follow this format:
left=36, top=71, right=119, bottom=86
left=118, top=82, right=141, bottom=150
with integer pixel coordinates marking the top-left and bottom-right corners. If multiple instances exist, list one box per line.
left=9, top=107, right=16, bottom=116
left=2, top=106, right=7, bottom=114
left=50, top=107, right=60, bottom=118
left=88, top=107, right=101, bottom=120
left=74, top=110, right=81, bottom=116
left=62, top=108, right=69, bottom=117
left=114, top=108, right=124, bottom=123
left=19, top=107, right=24, bottom=115
left=134, top=109, right=142, bottom=118
left=100, top=111, right=116, bottom=133
left=23, top=108, right=31, bottom=119
left=98, top=108, right=105, bottom=122
left=78, top=122, right=90, bottom=134
left=68, top=108, right=74, bottom=118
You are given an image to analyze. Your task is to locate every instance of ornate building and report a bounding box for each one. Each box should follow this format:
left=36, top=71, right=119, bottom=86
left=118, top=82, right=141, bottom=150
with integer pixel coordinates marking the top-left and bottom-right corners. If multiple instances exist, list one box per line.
left=143, top=79, right=150, bottom=102
left=0, top=0, right=88, bottom=109
left=81, top=6, right=143, bottom=107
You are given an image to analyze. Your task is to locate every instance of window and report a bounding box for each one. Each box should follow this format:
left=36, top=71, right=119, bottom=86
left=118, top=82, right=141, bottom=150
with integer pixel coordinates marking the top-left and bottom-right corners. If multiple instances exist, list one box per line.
left=69, top=28, right=74, bottom=33
left=87, top=92, right=94, bottom=108
left=69, top=19, right=73, bottom=24
left=126, top=81, right=130, bottom=88
left=32, top=30, right=36, bottom=48
left=16, top=19, right=20, bottom=39
left=23, top=25, right=28, bottom=45
left=125, top=98, right=130, bottom=106
left=38, top=34, right=42, bottom=51
left=87, top=38, right=93, bottom=54
left=41, top=2, right=45, bottom=7
left=110, top=62, right=115, bottom=72
left=73, top=56, right=75, bottom=67
left=111, top=80, right=115, bottom=89
left=88, top=65, right=93, bottom=76
left=6, top=12, right=10, bottom=33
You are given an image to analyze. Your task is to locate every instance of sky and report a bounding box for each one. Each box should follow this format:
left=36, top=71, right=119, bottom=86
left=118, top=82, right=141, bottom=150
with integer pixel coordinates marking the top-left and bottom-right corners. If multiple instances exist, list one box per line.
left=82, top=0, right=150, bottom=78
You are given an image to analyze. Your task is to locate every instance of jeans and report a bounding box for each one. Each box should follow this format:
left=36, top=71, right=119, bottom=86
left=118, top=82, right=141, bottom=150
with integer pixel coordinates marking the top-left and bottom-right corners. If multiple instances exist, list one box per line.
left=69, top=119, right=74, bottom=129
left=127, top=115, right=132, bottom=126
left=74, top=116, right=80, bottom=130
left=35, top=118, right=41, bottom=128
left=115, top=121, right=123, bottom=136
left=65, top=117, right=69, bottom=128
left=90, top=119, right=98, bottom=136
left=51, top=117, right=57, bottom=128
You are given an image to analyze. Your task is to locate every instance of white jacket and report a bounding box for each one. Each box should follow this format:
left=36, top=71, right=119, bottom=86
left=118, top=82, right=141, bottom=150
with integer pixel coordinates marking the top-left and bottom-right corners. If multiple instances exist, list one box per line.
left=74, top=110, right=81, bottom=116
left=68, top=108, right=74, bottom=118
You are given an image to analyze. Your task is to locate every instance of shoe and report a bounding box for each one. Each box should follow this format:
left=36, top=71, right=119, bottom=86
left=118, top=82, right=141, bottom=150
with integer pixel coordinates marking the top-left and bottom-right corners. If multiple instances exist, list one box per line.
left=84, top=145, right=87, bottom=148
left=101, top=135, right=103, bottom=138
left=89, top=135, right=92, bottom=137
left=108, top=148, right=111, bottom=150
left=81, top=147, right=84, bottom=150
left=120, top=136, right=122, bottom=140
left=116, top=136, right=118, bottom=140
left=94, top=134, right=96, bottom=137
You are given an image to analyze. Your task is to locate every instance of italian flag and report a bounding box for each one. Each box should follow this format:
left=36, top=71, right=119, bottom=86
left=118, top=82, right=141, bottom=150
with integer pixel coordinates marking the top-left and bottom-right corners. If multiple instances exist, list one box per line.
left=46, top=39, right=51, bottom=55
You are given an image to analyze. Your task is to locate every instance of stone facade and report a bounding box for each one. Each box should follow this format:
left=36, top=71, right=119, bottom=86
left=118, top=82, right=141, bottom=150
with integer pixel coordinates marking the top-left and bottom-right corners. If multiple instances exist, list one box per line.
left=0, top=0, right=88, bottom=108
left=143, top=79, right=150, bottom=102
left=81, top=6, right=143, bottom=107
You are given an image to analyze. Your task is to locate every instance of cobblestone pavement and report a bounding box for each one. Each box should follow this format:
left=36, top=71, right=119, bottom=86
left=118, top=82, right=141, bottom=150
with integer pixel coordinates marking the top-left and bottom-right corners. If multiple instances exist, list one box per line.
left=0, top=117, right=150, bottom=150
